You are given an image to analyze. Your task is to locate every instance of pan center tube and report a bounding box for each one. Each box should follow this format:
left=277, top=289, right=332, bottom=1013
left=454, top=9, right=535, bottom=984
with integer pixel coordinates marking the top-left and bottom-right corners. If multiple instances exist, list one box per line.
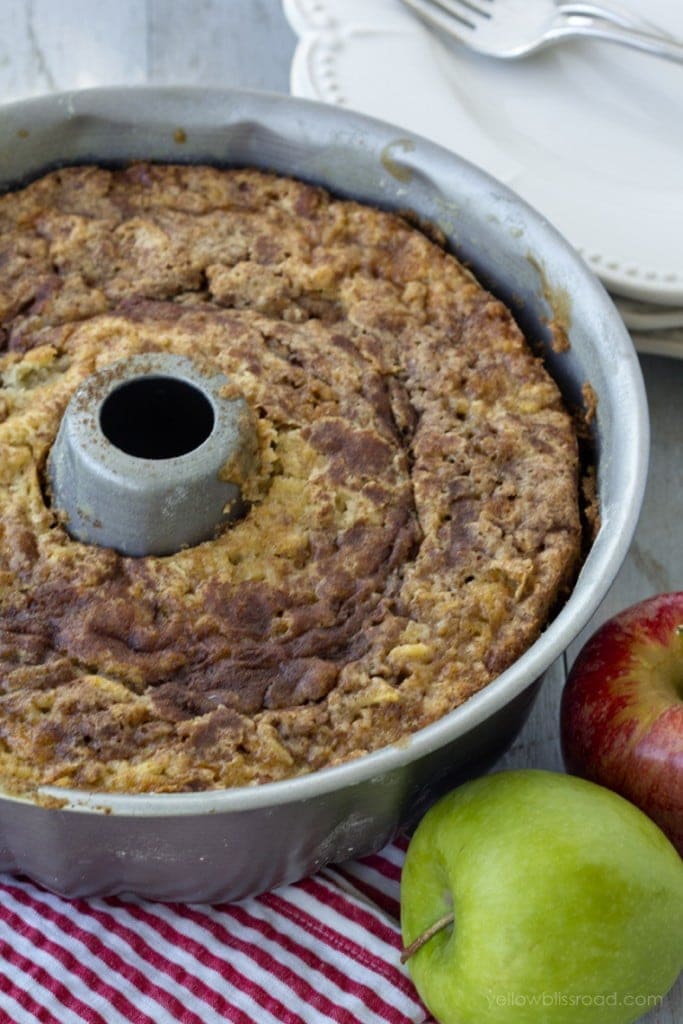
left=47, top=353, right=258, bottom=557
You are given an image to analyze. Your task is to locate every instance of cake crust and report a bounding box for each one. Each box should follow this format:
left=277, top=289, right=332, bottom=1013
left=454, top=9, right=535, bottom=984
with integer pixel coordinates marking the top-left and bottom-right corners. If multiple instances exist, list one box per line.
left=0, top=164, right=581, bottom=795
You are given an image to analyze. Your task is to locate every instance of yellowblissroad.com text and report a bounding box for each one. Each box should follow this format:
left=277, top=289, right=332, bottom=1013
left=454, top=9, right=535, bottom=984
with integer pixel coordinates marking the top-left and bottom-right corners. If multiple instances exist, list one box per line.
left=484, top=992, right=663, bottom=1011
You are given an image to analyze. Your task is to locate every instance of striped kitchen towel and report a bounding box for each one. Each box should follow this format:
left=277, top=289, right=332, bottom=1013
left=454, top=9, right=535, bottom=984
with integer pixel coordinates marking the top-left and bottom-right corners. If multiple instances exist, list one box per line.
left=0, top=837, right=432, bottom=1024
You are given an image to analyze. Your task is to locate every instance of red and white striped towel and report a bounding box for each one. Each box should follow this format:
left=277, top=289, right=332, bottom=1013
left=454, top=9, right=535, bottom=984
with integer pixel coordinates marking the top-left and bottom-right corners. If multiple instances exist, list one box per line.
left=0, top=837, right=432, bottom=1024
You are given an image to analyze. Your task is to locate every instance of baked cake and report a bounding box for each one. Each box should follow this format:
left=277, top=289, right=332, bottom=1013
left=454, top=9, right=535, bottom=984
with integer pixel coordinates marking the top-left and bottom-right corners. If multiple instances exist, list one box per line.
left=0, top=164, right=582, bottom=795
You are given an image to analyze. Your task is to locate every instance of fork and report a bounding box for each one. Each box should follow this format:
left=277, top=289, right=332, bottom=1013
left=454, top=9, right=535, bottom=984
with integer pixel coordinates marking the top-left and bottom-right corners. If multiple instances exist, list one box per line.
left=400, top=0, right=683, bottom=64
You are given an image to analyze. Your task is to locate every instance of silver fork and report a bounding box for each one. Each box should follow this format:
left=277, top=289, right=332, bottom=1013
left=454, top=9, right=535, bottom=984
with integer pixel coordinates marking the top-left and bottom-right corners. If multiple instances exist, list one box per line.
left=400, top=0, right=683, bottom=64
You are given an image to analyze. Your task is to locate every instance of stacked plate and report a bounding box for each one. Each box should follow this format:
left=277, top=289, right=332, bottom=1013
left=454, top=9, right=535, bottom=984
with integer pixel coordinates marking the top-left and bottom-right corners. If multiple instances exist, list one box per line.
left=284, top=0, right=683, bottom=358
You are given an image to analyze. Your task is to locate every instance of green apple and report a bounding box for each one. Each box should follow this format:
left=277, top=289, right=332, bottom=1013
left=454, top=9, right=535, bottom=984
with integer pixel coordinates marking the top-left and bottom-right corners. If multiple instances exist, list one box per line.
left=400, top=770, right=683, bottom=1024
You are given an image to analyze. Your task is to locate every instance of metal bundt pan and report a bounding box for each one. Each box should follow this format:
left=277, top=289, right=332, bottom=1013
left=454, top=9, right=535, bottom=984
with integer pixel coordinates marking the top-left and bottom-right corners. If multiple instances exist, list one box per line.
left=0, top=87, right=648, bottom=901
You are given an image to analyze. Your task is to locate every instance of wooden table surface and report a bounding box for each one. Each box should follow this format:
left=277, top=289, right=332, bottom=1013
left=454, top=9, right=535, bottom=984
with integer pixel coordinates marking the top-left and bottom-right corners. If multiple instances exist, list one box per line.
left=0, top=2, right=680, bottom=1021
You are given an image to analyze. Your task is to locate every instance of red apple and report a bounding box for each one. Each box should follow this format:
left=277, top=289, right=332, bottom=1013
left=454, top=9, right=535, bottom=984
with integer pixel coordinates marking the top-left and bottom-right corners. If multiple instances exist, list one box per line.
left=561, top=591, right=683, bottom=855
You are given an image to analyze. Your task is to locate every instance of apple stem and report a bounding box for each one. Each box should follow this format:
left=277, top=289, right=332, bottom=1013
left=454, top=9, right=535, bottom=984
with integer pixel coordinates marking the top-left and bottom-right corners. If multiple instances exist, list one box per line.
left=400, top=912, right=455, bottom=964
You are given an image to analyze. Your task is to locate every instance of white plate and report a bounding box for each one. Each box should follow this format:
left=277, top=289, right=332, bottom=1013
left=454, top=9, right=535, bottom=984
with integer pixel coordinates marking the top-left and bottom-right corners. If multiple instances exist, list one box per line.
left=284, top=0, right=683, bottom=306
left=612, top=296, right=683, bottom=360
left=614, top=296, right=683, bottom=330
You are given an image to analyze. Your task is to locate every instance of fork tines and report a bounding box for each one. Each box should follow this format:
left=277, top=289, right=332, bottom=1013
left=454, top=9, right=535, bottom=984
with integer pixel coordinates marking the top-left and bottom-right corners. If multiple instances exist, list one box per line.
left=426, top=0, right=493, bottom=28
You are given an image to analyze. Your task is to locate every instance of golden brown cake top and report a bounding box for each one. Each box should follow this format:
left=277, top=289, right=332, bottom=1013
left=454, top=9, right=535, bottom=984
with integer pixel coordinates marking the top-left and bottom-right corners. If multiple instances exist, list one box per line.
left=0, top=163, right=581, bottom=795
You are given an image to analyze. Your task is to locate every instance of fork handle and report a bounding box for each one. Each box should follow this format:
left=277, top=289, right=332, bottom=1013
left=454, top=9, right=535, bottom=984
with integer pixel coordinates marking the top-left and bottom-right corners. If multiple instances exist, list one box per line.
left=557, top=2, right=677, bottom=40
left=558, top=18, right=683, bottom=65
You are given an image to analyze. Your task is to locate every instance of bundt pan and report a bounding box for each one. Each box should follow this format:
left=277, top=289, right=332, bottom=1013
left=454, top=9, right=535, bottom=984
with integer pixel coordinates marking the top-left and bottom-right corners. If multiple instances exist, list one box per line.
left=0, top=87, right=648, bottom=901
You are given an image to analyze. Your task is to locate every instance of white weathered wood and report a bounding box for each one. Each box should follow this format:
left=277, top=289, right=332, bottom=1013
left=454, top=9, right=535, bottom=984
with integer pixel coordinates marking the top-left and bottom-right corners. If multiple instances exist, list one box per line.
left=147, top=0, right=296, bottom=91
left=0, top=0, right=146, bottom=100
